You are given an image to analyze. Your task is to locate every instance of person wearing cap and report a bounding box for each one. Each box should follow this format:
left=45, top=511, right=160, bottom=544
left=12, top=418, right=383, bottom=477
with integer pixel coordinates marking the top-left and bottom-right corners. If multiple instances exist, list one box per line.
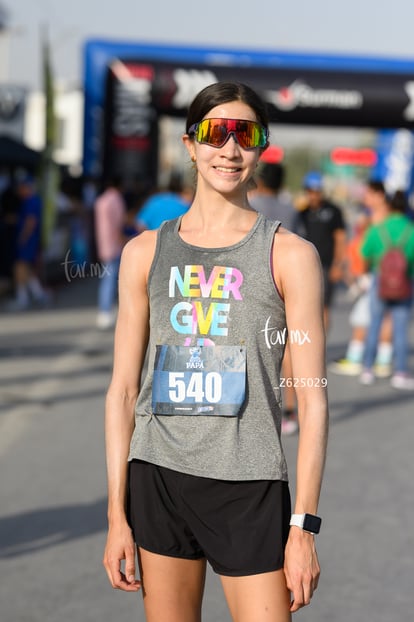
left=295, top=171, right=347, bottom=329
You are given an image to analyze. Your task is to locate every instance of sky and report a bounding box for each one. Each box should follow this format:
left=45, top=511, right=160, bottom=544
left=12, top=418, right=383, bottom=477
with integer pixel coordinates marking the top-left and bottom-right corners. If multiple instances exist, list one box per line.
left=4, top=0, right=414, bottom=91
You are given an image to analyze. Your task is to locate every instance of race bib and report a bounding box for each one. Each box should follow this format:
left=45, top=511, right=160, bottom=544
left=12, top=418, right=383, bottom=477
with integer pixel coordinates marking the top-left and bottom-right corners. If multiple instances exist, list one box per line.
left=152, top=345, right=246, bottom=416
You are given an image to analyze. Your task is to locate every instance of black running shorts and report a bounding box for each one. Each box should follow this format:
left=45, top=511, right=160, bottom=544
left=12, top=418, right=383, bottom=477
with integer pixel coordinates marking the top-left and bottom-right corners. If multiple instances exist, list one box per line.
left=127, top=459, right=291, bottom=577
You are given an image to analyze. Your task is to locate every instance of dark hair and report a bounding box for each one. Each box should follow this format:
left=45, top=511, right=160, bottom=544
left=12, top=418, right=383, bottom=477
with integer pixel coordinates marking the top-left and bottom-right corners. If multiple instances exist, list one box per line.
left=367, top=179, right=386, bottom=195
left=389, top=189, right=408, bottom=213
left=100, top=175, right=123, bottom=193
left=185, top=82, right=269, bottom=133
left=168, top=170, right=184, bottom=194
left=257, top=162, right=284, bottom=191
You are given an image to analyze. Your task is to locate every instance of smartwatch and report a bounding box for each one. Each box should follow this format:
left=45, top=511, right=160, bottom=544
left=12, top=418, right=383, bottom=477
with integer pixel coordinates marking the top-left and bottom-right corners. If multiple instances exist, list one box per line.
left=290, top=513, right=321, bottom=535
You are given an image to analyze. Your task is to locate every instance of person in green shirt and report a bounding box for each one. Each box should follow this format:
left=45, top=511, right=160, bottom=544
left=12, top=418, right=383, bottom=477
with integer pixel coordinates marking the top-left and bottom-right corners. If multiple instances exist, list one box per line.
left=359, top=190, right=414, bottom=389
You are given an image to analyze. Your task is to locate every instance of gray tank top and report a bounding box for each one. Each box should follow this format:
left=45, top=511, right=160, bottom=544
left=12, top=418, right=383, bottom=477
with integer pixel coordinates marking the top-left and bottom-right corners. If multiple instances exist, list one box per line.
left=128, top=213, right=288, bottom=481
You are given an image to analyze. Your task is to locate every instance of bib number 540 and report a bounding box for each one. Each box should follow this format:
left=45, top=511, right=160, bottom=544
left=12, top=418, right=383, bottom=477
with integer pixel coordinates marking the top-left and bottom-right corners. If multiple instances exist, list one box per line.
left=168, top=372, right=222, bottom=403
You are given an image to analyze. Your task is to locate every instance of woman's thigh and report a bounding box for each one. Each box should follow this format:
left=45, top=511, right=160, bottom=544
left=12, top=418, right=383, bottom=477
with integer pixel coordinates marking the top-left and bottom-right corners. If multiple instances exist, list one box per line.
left=220, top=569, right=291, bottom=622
left=138, top=547, right=206, bottom=622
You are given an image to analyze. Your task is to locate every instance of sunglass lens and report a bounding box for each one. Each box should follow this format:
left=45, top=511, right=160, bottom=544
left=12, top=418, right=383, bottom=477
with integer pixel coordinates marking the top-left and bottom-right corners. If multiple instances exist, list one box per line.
left=196, top=119, right=267, bottom=149
left=245, top=122, right=267, bottom=148
left=232, top=121, right=264, bottom=149
left=198, top=120, right=226, bottom=146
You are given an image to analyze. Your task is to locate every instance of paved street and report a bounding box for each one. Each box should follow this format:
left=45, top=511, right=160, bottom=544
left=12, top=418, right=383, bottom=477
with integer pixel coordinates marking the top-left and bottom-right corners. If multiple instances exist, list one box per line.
left=0, top=275, right=413, bottom=622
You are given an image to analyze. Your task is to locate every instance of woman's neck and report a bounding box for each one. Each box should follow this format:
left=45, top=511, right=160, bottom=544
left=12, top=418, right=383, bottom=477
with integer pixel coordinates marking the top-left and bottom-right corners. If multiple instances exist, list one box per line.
left=179, top=195, right=258, bottom=248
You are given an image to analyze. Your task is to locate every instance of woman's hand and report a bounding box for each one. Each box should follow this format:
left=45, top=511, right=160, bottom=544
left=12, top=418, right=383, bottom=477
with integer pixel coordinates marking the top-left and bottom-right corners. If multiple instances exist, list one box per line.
left=283, top=527, right=320, bottom=612
left=103, top=520, right=141, bottom=592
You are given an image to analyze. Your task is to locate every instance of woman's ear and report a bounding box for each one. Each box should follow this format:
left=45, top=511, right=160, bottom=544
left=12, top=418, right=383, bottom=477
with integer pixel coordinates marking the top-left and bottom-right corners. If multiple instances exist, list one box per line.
left=182, top=134, right=196, bottom=162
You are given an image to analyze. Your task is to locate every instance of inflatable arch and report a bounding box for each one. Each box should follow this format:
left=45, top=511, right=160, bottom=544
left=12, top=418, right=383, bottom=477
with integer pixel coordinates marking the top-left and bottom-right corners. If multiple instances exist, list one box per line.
left=83, top=40, right=414, bottom=189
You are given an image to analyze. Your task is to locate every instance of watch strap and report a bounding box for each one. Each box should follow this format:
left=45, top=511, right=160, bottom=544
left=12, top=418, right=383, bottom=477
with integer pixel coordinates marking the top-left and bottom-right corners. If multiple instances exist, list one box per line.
left=290, top=513, right=321, bottom=534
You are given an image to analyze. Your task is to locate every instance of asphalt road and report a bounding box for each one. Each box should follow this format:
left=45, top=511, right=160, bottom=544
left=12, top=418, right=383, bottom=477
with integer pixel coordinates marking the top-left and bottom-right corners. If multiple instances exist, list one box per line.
left=1, top=277, right=413, bottom=622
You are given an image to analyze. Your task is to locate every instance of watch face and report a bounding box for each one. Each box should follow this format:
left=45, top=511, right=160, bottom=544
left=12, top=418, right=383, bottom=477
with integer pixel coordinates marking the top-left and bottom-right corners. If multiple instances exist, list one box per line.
left=303, top=514, right=321, bottom=534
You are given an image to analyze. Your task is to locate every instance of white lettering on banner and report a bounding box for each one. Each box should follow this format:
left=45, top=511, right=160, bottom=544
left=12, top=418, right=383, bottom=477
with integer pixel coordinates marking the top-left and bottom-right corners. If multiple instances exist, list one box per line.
left=172, top=69, right=218, bottom=109
left=384, top=129, right=414, bottom=193
left=268, top=80, right=363, bottom=112
left=403, top=82, right=414, bottom=121
left=113, top=78, right=153, bottom=136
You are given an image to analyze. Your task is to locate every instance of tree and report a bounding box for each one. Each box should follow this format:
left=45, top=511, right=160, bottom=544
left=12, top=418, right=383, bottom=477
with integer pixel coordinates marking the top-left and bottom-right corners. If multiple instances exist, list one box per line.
left=40, top=25, right=59, bottom=252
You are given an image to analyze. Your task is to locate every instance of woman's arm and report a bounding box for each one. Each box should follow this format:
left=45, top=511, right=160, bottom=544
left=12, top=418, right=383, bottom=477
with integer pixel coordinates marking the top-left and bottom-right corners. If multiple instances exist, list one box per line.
left=103, top=231, right=156, bottom=591
left=330, top=227, right=347, bottom=282
left=273, top=229, right=329, bottom=612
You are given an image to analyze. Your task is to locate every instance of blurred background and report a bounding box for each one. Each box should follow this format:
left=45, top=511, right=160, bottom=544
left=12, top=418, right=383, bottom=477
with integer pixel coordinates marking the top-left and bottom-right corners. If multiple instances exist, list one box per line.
left=2, top=0, right=414, bottom=284
left=1, top=2, right=414, bottom=621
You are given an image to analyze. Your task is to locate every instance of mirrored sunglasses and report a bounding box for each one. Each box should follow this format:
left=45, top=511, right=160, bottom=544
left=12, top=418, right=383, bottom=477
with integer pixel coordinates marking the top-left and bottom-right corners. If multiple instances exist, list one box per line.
left=188, top=118, right=268, bottom=150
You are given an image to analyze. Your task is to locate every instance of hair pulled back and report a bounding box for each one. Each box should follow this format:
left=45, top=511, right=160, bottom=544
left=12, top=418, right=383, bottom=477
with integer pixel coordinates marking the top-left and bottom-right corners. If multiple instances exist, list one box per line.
left=185, top=82, right=269, bottom=133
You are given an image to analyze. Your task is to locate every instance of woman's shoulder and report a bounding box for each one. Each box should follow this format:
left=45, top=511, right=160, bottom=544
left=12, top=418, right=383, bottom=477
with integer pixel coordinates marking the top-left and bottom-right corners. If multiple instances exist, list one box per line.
left=121, top=229, right=158, bottom=266
left=275, top=226, right=319, bottom=261
left=272, top=227, right=321, bottom=292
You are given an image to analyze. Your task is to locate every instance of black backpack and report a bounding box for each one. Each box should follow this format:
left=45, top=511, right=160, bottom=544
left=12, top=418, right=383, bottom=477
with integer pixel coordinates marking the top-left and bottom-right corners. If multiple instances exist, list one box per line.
left=377, top=227, right=412, bottom=302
